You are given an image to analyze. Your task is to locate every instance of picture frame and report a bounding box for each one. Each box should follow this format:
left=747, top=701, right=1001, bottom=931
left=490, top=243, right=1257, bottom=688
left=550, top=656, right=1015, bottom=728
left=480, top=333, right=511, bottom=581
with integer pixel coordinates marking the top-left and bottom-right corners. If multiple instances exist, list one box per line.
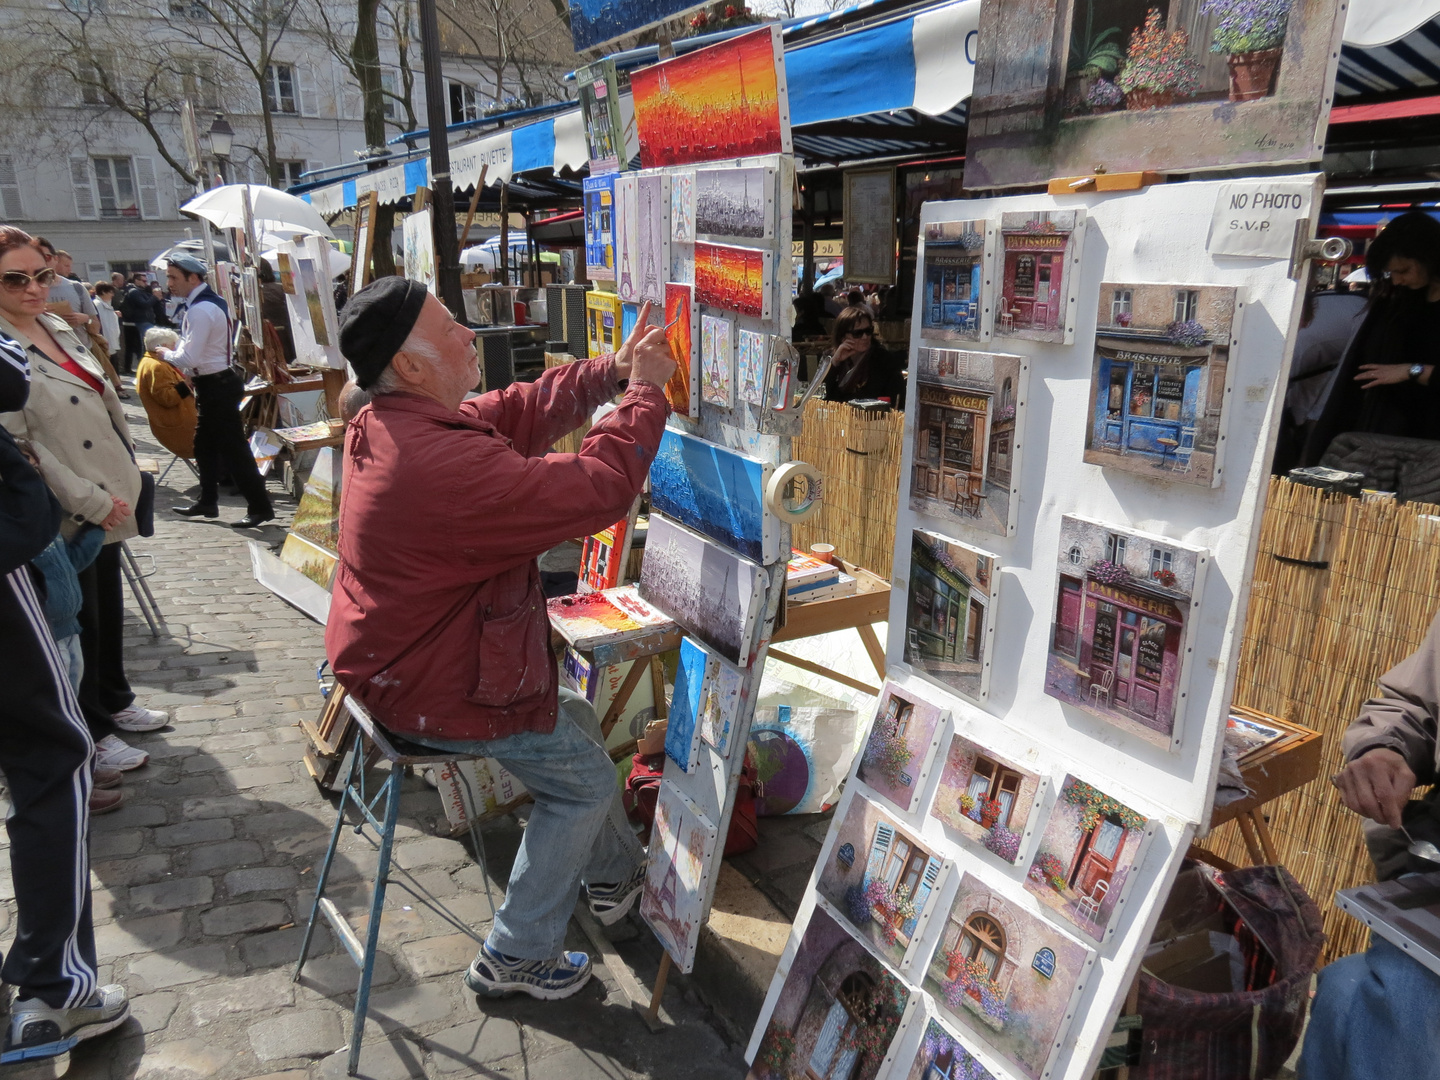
left=843, top=166, right=896, bottom=284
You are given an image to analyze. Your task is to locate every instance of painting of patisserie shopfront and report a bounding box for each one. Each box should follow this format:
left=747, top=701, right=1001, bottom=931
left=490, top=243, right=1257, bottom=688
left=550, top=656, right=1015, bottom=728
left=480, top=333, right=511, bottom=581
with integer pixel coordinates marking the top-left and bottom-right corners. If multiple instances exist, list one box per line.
left=1046, top=515, right=1206, bottom=748
left=1084, top=282, right=1239, bottom=487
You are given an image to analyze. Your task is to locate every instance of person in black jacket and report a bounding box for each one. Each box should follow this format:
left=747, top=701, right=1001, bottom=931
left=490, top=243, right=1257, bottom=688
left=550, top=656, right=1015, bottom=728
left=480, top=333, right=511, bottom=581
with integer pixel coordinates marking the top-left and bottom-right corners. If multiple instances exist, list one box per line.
left=118, top=274, right=157, bottom=371
left=1304, top=211, right=1440, bottom=465
left=822, top=304, right=901, bottom=405
left=0, top=332, right=129, bottom=1063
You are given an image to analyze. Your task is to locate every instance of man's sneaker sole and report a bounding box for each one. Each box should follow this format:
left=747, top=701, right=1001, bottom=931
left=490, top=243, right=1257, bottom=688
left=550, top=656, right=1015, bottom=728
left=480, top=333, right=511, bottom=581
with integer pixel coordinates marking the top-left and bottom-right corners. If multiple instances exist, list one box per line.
left=1, top=1005, right=129, bottom=1063
left=589, top=882, right=643, bottom=927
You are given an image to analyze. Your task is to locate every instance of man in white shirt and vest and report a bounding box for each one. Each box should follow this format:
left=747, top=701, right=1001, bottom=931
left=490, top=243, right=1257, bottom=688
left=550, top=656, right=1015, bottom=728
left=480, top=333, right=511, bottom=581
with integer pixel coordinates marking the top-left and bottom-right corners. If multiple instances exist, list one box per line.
left=161, top=255, right=274, bottom=528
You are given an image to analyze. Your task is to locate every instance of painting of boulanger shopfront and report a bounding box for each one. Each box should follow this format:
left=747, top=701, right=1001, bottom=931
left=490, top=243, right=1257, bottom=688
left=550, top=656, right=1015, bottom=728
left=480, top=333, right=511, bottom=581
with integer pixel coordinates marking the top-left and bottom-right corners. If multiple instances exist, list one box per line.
left=1046, top=515, right=1203, bottom=746
left=1084, top=283, right=1238, bottom=487
left=909, top=348, right=1023, bottom=538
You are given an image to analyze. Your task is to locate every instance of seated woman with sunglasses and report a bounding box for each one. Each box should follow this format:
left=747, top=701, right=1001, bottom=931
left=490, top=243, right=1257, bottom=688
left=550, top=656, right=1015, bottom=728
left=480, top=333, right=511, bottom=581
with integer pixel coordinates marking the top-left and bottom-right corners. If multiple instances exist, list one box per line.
left=823, top=305, right=901, bottom=405
left=0, top=227, right=166, bottom=777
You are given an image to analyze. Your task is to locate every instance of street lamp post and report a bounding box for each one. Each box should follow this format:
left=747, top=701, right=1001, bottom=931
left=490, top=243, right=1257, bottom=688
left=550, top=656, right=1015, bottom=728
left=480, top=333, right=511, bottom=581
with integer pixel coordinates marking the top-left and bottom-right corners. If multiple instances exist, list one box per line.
left=415, top=0, right=463, bottom=316
left=208, top=113, right=234, bottom=183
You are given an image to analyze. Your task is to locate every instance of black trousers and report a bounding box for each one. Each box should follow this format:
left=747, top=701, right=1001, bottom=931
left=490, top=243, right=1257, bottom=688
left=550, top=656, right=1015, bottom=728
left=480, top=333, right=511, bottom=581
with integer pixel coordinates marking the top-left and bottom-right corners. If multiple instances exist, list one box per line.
left=0, top=566, right=98, bottom=1008
left=76, top=543, right=130, bottom=739
left=193, top=368, right=270, bottom=513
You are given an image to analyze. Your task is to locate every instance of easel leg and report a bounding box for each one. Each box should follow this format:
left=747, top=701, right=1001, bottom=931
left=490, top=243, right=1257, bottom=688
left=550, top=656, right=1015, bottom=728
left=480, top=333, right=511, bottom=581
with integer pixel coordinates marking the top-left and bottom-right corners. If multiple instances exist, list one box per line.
left=600, top=660, right=649, bottom=742
left=1235, top=813, right=1266, bottom=866
left=1247, top=810, right=1280, bottom=864
left=645, top=953, right=673, bottom=1025
left=856, top=622, right=887, bottom=682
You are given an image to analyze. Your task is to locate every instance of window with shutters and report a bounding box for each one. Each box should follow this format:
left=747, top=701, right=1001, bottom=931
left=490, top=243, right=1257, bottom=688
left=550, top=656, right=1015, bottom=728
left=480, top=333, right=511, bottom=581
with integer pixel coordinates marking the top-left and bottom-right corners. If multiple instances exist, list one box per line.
left=92, top=157, right=139, bottom=219
left=381, top=68, right=399, bottom=121
left=179, top=59, right=221, bottom=111
left=265, top=64, right=297, bottom=114
left=169, top=0, right=211, bottom=18
left=449, top=82, right=481, bottom=124
left=277, top=161, right=306, bottom=188
left=0, top=158, right=23, bottom=219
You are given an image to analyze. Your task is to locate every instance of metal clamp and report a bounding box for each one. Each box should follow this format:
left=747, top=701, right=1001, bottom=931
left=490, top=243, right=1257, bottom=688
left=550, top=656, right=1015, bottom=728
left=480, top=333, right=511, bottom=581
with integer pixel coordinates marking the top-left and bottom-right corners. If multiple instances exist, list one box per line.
left=1290, top=221, right=1353, bottom=279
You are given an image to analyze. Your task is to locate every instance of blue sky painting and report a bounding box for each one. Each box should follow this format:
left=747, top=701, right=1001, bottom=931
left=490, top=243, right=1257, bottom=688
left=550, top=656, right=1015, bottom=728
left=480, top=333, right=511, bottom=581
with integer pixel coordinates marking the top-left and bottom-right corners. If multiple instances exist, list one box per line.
left=649, top=428, right=773, bottom=564
left=666, top=637, right=706, bottom=772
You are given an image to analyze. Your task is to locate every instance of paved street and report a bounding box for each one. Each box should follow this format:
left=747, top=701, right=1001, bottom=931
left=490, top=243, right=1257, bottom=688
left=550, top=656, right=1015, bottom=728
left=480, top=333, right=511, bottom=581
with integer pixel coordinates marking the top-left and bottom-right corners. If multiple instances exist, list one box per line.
left=1, top=390, right=748, bottom=1080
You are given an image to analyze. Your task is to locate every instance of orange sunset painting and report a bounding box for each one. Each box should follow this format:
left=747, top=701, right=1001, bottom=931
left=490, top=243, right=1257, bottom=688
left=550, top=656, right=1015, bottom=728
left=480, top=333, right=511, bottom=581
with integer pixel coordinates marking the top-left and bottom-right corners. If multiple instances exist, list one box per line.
left=630, top=26, right=790, bottom=169
left=694, top=242, right=770, bottom=319
left=665, top=282, right=697, bottom=416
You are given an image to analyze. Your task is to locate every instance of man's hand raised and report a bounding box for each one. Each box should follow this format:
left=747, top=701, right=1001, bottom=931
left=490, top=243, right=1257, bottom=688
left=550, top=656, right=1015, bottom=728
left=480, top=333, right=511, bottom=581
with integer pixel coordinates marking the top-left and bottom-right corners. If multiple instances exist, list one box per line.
left=1332, top=748, right=1416, bottom=829
left=612, top=300, right=676, bottom=388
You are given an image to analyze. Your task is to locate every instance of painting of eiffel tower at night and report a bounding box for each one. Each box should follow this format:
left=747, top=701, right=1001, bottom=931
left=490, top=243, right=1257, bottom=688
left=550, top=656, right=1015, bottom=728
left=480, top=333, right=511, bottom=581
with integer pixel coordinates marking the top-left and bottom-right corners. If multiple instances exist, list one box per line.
left=568, top=0, right=706, bottom=53
left=639, top=513, right=765, bottom=667
left=630, top=25, right=791, bottom=170
left=640, top=780, right=718, bottom=972
left=694, top=241, right=772, bottom=320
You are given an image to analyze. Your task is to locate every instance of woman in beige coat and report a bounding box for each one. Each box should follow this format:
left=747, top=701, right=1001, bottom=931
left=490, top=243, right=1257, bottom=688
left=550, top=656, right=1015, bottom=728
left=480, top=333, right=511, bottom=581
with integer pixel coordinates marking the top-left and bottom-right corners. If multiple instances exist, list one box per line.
left=0, top=227, right=166, bottom=770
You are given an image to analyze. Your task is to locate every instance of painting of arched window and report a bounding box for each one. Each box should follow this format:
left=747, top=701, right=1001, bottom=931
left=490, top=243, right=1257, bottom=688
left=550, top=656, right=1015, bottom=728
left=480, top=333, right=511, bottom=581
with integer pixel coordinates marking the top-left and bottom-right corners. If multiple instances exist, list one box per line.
left=946, top=913, right=1006, bottom=987
left=807, top=972, right=876, bottom=1080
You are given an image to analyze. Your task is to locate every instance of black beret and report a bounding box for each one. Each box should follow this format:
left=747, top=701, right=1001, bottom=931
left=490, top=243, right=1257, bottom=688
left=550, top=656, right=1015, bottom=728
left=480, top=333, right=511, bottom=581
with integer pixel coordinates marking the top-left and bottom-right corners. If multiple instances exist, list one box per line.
left=338, top=276, right=429, bottom=389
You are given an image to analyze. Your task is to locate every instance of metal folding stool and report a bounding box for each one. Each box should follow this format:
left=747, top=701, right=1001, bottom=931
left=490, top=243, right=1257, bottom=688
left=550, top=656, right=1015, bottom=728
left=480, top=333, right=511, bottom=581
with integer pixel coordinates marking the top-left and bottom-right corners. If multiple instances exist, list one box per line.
left=157, top=454, right=200, bottom=486
left=119, top=541, right=166, bottom=638
left=295, top=695, right=496, bottom=1077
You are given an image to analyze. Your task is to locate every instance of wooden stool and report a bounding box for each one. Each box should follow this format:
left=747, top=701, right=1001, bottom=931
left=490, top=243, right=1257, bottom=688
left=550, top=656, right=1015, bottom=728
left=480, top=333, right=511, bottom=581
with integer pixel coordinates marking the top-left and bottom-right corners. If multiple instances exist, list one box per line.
left=295, top=695, right=496, bottom=1077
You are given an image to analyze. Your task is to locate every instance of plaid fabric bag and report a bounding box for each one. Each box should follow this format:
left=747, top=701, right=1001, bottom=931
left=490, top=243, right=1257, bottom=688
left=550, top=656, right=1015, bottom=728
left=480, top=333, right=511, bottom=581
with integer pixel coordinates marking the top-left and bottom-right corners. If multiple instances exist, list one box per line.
left=1134, top=863, right=1325, bottom=1080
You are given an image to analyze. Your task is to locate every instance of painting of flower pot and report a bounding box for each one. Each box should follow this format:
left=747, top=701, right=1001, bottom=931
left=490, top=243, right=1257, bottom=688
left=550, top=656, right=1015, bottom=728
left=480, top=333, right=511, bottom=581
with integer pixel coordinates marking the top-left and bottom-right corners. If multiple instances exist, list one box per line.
left=747, top=906, right=910, bottom=1080
left=922, top=872, right=1093, bottom=1080
left=1084, top=283, right=1239, bottom=488
left=1046, top=515, right=1207, bottom=747
left=930, top=735, right=1043, bottom=866
left=1023, top=775, right=1154, bottom=943
left=902, top=1016, right=999, bottom=1080
left=817, top=794, right=947, bottom=967
left=904, top=530, right=1000, bottom=701
left=854, top=682, right=945, bottom=814
left=964, top=0, right=1345, bottom=188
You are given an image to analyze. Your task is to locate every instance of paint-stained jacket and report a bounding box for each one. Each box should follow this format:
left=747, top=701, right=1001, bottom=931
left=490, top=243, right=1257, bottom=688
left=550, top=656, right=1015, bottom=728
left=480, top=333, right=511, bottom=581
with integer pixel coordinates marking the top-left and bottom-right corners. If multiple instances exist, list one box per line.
left=326, top=355, right=668, bottom=742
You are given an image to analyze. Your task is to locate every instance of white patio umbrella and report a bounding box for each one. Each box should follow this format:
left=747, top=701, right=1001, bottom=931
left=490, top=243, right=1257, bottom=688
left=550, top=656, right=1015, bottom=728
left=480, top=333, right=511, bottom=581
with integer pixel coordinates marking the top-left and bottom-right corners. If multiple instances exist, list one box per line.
left=182, top=184, right=335, bottom=240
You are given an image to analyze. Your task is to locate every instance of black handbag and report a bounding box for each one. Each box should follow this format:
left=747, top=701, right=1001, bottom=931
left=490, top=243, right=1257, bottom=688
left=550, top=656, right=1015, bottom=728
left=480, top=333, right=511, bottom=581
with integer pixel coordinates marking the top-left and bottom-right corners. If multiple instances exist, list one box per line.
left=134, top=470, right=156, bottom=537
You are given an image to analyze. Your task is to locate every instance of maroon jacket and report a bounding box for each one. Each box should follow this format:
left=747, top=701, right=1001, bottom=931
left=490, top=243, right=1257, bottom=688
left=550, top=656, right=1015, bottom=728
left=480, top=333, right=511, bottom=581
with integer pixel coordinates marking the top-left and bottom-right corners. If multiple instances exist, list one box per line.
left=326, top=355, right=668, bottom=742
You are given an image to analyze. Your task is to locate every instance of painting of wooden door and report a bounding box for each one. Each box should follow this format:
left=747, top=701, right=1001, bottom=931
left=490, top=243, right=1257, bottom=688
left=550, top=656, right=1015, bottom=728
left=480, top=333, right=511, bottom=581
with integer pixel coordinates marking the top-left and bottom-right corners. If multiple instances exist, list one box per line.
left=1053, top=577, right=1083, bottom=657
left=1070, top=814, right=1125, bottom=898
left=806, top=972, right=874, bottom=1080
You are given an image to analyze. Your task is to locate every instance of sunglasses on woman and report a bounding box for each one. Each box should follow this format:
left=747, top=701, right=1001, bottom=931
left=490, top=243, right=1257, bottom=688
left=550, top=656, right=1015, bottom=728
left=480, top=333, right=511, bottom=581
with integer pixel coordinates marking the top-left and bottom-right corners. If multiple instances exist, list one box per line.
left=846, top=326, right=873, bottom=339
left=0, top=268, right=57, bottom=292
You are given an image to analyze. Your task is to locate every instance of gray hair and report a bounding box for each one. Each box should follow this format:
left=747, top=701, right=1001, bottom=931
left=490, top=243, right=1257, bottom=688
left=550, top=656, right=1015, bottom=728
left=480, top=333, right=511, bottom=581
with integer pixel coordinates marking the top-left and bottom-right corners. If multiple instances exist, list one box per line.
left=369, top=330, right=443, bottom=395
left=144, top=327, right=180, bottom=352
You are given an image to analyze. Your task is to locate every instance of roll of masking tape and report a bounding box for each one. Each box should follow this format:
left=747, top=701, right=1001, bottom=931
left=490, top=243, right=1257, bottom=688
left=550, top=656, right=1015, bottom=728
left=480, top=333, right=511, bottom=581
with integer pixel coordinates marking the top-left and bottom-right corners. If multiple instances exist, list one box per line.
left=767, top=461, right=823, bottom=523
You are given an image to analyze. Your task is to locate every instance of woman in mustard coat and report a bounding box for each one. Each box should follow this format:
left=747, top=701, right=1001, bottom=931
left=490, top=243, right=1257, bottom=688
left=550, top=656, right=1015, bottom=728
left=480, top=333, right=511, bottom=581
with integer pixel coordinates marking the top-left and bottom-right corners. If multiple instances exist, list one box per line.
left=134, top=327, right=197, bottom=459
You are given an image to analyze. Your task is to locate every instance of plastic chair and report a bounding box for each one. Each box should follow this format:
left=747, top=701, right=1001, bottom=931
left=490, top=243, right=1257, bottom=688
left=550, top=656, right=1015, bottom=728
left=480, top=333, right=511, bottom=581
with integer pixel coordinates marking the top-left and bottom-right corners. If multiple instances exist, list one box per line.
left=296, top=694, right=496, bottom=1077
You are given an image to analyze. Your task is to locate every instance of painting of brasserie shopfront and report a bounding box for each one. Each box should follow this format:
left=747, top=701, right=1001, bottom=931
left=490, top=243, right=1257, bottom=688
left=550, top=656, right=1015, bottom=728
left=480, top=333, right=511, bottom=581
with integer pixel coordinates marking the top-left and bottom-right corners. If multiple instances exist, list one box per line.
left=909, top=348, right=1024, bottom=538
left=1046, top=515, right=1204, bottom=747
left=1084, top=283, right=1237, bottom=488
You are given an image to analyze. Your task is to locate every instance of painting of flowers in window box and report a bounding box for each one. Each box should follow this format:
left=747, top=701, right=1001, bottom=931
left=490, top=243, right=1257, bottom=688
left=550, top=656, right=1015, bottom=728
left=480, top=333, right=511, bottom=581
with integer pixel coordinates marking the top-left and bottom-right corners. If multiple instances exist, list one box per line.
left=854, top=682, right=946, bottom=815
left=922, top=872, right=1094, bottom=1080
left=1023, top=775, right=1156, bottom=944
left=963, top=0, right=1346, bottom=189
left=817, top=793, right=949, bottom=968
left=930, top=734, right=1045, bottom=867
left=746, top=906, right=912, bottom=1080
left=900, top=1014, right=1000, bottom=1080
left=1084, top=282, right=1241, bottom=488
left=1046, top=515, right=1209, bottom=749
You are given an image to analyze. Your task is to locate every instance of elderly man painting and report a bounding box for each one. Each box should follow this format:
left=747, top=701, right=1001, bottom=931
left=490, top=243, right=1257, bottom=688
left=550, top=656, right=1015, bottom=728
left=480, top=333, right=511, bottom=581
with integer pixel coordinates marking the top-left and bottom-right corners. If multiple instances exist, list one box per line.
left=327, top=277, right=675, bottom=1001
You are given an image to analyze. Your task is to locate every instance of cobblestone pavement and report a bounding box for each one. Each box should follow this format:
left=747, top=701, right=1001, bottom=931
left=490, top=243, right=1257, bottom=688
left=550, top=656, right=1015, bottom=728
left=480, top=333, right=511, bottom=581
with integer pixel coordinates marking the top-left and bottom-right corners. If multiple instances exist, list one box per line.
left=1, top=387, right=748, bottom=1080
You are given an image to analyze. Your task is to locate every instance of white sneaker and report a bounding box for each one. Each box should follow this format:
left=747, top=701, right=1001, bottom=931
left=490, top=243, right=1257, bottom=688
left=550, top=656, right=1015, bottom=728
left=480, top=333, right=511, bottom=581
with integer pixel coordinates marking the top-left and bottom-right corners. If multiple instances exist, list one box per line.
left=94, top=735, right=149, bottom=772
left=111, top=705, right=168, bottom=732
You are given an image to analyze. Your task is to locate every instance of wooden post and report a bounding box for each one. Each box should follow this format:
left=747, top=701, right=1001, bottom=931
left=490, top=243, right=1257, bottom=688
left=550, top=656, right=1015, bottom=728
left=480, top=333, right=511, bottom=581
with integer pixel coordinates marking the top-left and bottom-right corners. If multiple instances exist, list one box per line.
left=320, top=368, right=347, bottom=421
left=458, top=165, right=489, bottom=252
left=644, top=953, right=673, bottom=1025
left=498, top=181, right=510, bottom=286
left=412, top=185, right=430, bottom=214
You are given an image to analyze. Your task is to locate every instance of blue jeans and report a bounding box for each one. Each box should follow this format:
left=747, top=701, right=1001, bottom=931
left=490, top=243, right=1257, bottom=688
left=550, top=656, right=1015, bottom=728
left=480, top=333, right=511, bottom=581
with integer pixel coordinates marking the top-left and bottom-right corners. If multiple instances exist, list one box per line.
left=413, top=688, right=642, bottom=960
left=57, top=633, right=83, bottom=696
left=1298, top=936, right=1440, bottom=1079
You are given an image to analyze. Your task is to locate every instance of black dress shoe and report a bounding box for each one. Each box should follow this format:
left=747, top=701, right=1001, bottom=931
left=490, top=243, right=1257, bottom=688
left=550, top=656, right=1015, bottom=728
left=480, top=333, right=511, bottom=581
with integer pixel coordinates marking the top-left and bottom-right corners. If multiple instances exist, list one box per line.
left=232, top=510, right=276, bottom=529
left=173, top=503, right=219, bottom=518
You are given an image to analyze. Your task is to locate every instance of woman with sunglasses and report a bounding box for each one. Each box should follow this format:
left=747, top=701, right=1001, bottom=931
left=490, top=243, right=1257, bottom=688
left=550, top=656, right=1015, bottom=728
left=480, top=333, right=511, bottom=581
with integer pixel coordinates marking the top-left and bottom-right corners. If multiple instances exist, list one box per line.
left=823, top=304, right=901, bottom=405
left=0, top=227, right=166, bottom=777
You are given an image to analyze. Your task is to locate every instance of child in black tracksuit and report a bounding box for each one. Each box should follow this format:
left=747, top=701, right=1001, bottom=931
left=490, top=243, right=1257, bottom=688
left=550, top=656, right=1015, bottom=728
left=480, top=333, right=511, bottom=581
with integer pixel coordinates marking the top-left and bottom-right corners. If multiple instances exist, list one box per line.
left=0, top=333, right=129, bottom=1062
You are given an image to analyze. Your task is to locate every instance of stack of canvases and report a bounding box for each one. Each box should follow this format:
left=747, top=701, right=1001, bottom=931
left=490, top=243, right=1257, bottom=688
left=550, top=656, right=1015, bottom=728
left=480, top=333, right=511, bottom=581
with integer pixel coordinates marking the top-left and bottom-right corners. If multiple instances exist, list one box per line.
left=746, top=160, right=1333, bottom=1080
left=575, top=26, right=803, bottom=976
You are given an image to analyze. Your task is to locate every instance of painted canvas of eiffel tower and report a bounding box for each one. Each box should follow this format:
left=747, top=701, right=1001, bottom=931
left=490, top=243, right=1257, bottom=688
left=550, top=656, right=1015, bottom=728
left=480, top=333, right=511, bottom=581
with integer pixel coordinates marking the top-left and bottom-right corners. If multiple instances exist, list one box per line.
left=640, top=780, right=718, bottom=972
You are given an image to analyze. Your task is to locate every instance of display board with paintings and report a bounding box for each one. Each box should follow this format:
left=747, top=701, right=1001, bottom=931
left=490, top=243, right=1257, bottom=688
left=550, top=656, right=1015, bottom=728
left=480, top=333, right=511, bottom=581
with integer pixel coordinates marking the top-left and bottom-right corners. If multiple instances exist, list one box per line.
left=558, top=23, right=803, bottom=982
left=750, top=176, right=1326, bottom=1079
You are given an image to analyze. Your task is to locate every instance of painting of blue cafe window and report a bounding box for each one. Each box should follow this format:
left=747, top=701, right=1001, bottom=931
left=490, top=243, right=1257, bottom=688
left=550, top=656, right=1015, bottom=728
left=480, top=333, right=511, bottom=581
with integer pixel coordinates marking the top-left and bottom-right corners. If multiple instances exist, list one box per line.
left=1082, top=282, right=1238, bottom=488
